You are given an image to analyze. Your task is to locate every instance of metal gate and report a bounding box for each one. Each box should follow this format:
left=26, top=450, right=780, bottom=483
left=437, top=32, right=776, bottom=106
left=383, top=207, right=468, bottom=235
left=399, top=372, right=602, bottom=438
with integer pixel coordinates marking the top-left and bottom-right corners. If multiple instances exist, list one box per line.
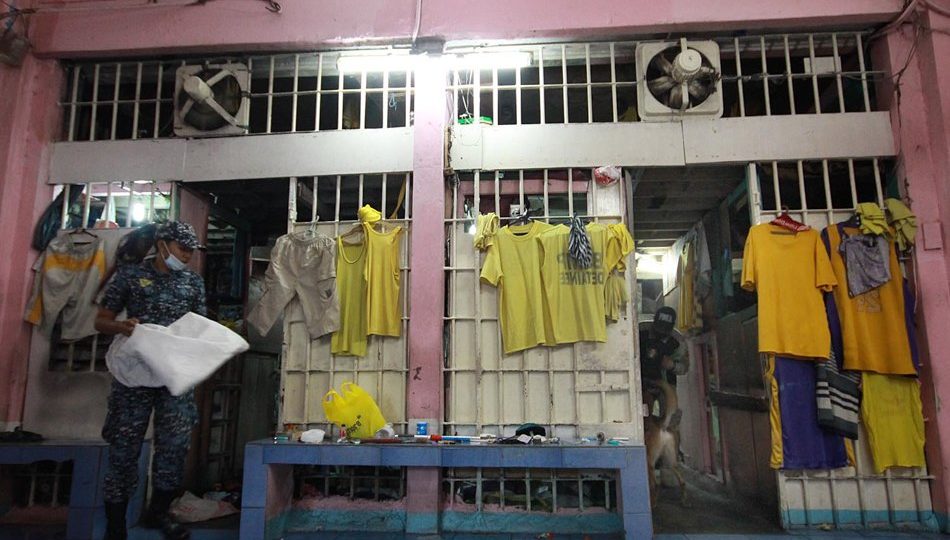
left=443, top=169, right=641, bottom=442
left=746, top=160, right=937, bottom=530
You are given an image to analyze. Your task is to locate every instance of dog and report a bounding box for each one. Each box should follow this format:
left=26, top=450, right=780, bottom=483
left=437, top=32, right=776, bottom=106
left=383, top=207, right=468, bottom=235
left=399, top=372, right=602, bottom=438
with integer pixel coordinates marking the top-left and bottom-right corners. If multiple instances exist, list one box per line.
left=644, top=377, right=687, bottom=508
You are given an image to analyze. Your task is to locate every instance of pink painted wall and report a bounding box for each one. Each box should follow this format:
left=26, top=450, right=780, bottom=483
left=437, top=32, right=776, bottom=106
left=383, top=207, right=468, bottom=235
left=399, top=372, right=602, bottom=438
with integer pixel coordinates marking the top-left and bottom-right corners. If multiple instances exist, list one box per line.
left=4, top=0, right=950, bottom=530
left=0, top=54, right=62, bottom=428
left=405, top=57, right=446, bottom=533
left=872, top=10, right=950, bottom=526
left=27, top=0, right=903, bottom=58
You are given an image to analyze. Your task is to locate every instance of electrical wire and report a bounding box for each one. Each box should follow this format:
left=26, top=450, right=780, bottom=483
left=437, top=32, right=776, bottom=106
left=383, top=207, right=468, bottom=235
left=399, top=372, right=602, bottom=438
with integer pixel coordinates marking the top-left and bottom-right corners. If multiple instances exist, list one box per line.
left=411, top=0, right=422, bottom=45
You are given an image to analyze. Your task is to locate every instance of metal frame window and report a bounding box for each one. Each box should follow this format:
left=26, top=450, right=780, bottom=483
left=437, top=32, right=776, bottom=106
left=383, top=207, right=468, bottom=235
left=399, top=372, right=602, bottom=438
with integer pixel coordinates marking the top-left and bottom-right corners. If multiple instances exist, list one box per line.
left=442, top=467, right=617, bottom=514
left=279, top=173, right=412, bottom=436
left=47, top=181, right=175, bottom=373
left=444, top=169, right=638, bottom=441
left=296, top=465, right=406, bottom=502
left=749, top=158, right=889, bottom=229
left=61, top=52, right=415, bottom=141
left=446, top=32, right=880, bottom=126
left=1, top=460, right=73, bottom=510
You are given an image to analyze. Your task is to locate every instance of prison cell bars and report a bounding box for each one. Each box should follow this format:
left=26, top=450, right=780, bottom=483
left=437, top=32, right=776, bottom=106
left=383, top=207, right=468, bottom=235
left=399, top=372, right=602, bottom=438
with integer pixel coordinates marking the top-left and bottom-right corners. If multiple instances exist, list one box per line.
left=62, top=53, right=415, bottom=141
left=282, top=173, right=413, bottom=436
left=50, top=181, right=173, bottom=372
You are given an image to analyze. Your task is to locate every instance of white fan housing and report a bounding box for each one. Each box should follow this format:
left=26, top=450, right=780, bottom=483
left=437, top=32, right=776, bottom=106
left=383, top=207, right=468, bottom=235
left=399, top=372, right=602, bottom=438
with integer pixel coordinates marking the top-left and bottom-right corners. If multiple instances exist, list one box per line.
left=174, top=63, right=250, bottom=137
left=636, top=39, right=723, bottom=122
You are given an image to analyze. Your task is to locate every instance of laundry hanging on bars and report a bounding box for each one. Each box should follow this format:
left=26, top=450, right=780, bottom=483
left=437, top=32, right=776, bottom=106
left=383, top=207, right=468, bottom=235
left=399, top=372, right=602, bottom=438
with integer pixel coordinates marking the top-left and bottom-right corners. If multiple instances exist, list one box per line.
left=25, top=233, right=107, bottom=340
left=246, top=230, right=340, bottom=339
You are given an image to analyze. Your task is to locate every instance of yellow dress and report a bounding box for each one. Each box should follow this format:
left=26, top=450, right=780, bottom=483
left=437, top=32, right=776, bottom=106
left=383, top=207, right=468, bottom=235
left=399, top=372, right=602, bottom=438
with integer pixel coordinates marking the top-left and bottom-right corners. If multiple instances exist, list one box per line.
left=364, top=223, right=403, bottom=337
left=331, top=236, right=368, bottom=356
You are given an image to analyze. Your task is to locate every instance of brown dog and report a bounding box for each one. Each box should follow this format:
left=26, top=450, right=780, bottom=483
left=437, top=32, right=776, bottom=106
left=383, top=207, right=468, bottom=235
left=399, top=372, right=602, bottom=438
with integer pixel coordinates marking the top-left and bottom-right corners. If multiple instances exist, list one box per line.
left=644, top=377, right=687, bottom=508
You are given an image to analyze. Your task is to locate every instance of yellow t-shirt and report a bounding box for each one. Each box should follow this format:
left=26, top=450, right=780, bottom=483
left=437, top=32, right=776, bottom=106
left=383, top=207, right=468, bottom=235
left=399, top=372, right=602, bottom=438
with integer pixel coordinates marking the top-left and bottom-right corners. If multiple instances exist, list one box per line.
left=741, top=224, right=837, bottom=359
left=331, top=236, right=368, bottom=356
left=365, top=223, right=403, bottom=337
left=537, top=223, right=632, bottom=344
left=481, top=221, right=555, bottom=354
left=861, top=373, right=925, bottom=473
left=825, top=225, right=915, bottom=375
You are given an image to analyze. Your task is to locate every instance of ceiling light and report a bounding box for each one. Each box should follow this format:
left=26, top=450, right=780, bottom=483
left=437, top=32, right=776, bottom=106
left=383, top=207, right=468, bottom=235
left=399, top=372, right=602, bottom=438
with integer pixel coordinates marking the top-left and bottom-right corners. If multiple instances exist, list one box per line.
left=450, top=51, right=533, bottom=69
left=337, top=54, right=420, bottom=73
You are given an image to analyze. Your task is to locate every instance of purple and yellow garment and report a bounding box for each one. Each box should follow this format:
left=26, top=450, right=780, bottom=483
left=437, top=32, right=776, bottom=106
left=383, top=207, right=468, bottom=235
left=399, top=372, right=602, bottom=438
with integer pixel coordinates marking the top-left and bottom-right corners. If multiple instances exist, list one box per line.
left=766, top=355, right=850, bottom=469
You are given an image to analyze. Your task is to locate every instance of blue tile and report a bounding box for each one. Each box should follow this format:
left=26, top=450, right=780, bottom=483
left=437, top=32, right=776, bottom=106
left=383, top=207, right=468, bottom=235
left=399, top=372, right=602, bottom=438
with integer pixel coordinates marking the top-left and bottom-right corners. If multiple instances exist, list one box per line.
left=405, top=512, right=439, bottom=534
left=500, top=446, right=561, bottom=468
left=618, top=468, right=651, bottom=515
left=320, top=445, right=381, bottom=466
left=238, top=507, right=265, bottom=540
left=265, top=443, right=322, bottom=464
left=381, top=446, right=440, bottom=467
left=240, top=445, right=267, bottom=508
left=442, top=447, right=503, bottom=467
left=622, top=512, right=653, bottom=540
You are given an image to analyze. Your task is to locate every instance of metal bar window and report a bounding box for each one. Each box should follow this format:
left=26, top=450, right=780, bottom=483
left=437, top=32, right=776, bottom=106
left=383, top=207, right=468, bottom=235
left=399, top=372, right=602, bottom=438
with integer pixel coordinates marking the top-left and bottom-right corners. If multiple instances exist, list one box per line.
left=61, top=51, right=417, bottom=141
left=46, top=181, right=173, bottom=373
left=442, top=467, right=617, bottom=515
left=2, top=460, right=74, bottom=509
left=296, top=465, right=406, bottom=502
left=442, top=31, right=882, bottom=126
left=280, top=173, right=413, bottom=436
left=753, top=159, right=892, bottom=229
left=444, top=169, right=633, bottom=440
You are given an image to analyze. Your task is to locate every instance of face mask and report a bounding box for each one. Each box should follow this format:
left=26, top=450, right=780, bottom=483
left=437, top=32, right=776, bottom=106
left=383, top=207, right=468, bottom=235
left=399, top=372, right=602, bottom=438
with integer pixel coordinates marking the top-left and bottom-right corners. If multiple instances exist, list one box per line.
left=160, top=241, right=188, bottom=272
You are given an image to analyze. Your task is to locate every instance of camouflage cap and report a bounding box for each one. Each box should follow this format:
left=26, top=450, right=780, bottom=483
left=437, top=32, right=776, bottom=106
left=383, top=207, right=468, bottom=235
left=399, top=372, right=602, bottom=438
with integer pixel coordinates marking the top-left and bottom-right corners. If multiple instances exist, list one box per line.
left=155, top=221, right=203, bottom=250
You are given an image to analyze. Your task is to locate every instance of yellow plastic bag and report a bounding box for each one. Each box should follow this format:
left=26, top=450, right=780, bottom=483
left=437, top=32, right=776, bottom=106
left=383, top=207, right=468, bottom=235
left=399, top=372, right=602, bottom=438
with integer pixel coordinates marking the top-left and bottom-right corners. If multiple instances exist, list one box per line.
left=322, top=382, right=387, bottom=439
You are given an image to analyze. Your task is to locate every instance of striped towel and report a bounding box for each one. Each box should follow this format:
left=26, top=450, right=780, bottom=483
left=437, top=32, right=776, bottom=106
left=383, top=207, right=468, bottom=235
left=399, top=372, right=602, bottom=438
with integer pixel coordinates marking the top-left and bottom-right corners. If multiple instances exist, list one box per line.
left=816, top=351, right=862, bottom=440
left=568, top=215, right=592, bottom=268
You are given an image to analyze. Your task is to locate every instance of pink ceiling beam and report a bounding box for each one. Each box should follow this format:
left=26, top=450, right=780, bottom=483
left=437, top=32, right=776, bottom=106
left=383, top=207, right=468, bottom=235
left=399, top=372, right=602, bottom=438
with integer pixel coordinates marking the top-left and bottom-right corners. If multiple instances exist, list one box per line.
left=29, top=0, right=903, bottom=59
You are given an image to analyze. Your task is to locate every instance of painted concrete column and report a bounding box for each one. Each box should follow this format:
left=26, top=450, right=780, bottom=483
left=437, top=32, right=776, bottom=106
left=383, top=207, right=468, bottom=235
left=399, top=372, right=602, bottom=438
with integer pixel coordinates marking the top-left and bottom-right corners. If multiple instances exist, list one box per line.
left=872, top=13, right=950, bottom=530
left=0, top=55, right=62, bottom=430
left=405, top=55, right=447, bottom=532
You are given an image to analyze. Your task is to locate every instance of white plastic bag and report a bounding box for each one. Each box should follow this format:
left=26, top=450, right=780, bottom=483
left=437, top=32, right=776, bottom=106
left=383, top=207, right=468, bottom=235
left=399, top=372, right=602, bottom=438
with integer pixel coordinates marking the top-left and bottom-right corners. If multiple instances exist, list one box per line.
left=113, top=312, right=249, bottom=395
left=105, top=333, right=164, bottom=389
left=169, top=491, right=238, bottom=523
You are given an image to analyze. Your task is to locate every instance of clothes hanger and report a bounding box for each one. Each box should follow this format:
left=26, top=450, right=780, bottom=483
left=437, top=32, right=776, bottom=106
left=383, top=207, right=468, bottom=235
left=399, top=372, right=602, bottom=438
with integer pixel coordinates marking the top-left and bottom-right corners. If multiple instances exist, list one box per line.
left=339, top=222, right=366, bottom=241
left=841, top=212, right=862, bottom=229
left=770, top=206, right=810, bottom=233
left=68, top=226, right=98, bottom=243
left=507, top=202, right=533, bottom=226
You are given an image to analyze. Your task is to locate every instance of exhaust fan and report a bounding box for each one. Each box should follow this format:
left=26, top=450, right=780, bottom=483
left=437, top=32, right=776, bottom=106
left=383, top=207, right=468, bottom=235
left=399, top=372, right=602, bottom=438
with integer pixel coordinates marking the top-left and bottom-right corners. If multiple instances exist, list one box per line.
left=636, top=38, right=722, bottom=122
left=174, top=63, right=250, bottom=137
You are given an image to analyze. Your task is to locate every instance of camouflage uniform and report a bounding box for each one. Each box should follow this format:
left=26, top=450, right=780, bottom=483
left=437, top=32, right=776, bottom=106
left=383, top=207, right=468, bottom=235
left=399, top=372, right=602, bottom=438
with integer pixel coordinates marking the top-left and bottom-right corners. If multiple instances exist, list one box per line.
left=100, top=222, right=206, bottom=503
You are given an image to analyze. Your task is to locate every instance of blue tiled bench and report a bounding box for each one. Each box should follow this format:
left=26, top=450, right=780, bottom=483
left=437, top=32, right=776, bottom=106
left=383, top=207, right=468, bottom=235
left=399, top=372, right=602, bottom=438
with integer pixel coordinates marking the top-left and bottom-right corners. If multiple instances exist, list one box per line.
left=0, top=440, right=109, bottom=539
left=241, top=441, right=651, bottom=540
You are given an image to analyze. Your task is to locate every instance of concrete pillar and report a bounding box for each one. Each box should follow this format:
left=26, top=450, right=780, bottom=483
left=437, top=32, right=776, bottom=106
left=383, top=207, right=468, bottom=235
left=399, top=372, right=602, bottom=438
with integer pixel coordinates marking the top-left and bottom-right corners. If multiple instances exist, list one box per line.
left=405, top=55, right=447, bottom=533
left=872, top=11, right=950, bottom=530
left=0, top=54, right=62, bottom=430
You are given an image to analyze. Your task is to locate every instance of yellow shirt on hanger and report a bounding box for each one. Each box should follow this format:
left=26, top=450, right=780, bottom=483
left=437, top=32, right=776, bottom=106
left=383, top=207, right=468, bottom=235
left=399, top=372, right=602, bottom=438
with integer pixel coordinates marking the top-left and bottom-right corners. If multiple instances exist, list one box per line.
left=537, top=222, right=632, bottom=344
left=365, top=223, right=403, bottom=337
left=331, top=235, right=368, bottom=356
left=481, top=221, right=555, bottom=354
left=825, top=225, right=915, bottom=375
left=741, top=224, right=837, bottom=359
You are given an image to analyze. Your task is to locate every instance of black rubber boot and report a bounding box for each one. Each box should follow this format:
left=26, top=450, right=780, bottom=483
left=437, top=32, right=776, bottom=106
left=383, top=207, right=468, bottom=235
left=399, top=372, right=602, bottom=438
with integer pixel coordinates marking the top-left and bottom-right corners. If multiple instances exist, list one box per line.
left=142, top=489, right=190, bottom=540
left=103, top=500, right=128, bottom=540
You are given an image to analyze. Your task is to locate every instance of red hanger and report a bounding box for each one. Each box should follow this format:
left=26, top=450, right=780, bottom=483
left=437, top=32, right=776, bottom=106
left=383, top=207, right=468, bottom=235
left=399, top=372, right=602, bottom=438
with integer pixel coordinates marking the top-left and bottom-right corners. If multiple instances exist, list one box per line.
left=771, top=207, right=810, bottom=232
